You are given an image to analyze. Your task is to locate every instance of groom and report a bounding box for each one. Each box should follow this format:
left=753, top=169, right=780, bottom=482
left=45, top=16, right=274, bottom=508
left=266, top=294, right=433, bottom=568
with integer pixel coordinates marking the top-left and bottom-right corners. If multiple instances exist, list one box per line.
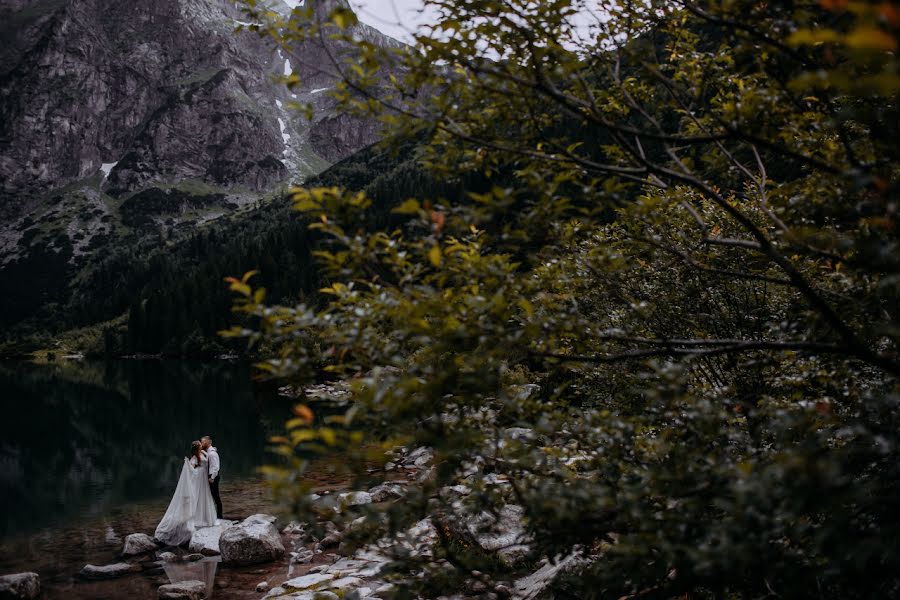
left=201, top=435, right=222, bottom=519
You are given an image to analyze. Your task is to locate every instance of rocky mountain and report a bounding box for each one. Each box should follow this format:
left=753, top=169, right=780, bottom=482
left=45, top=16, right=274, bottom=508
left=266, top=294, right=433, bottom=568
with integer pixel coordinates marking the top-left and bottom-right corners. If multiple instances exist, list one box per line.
left=0, top=0, right=402, bottom=333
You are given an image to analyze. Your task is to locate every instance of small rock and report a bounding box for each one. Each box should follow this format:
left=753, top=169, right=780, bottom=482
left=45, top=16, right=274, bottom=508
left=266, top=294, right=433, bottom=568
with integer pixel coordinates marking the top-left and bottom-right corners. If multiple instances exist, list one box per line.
left=505, top=427, right=536, bottom=440
left=280, top=572, right=334, bottom=590
left=243, top=514, right=277, bottom=525
left=255, top=581, right=269, bottom=592
left=371, top=583, right=395, bottom=599
left=509, top=383, right=540, bottom=401
left=282, top=521, right=306, bottom=535
left=338, top=491, right=372, bottom=506
left=326, top=557, right=383, bottom=578
left=157, top=579, right=207, bottom=599
left=0, top=572, right=40, bottom=599
left=416, top=465, right=436, bottom=483
left=157, top=552, right=178, bottom=562
left=328, top=576, right=364, bottom=590
left=404, top=446, right=433, bottom=467
left=312, top=593, right=339, bottom=600
left=318, top=529, right=343, bottom=549
left=183, top=554, right=204, bottom=562
left=123, top=532, right=159, bottom=556
left=291, top=548, right=315, bottom=564
left=80, top=562, right=141, bottom=580
left=442, top=484, right=471, bottom=496
left=367, top=483, right=405, bottom=503
left=513, top=552, right=585, bottom=600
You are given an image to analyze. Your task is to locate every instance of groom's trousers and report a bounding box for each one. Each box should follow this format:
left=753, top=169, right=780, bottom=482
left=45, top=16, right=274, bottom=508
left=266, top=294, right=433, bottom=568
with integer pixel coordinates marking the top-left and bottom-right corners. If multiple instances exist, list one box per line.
left=210, top=476, right=223, bottom=519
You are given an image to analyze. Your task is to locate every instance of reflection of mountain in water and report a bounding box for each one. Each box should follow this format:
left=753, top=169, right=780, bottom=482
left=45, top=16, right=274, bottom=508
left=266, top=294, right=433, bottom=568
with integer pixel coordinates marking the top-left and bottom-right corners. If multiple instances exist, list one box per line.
left=0, top=360, right=288, bottom=537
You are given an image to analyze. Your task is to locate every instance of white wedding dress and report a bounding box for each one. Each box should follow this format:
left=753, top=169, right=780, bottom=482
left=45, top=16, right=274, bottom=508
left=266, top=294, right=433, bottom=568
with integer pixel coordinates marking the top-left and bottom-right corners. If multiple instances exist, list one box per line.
left=155, top=453, right=218, bottom=546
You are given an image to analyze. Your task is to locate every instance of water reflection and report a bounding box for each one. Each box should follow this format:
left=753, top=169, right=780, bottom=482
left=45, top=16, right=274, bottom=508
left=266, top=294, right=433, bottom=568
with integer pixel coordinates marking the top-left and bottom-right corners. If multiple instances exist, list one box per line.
left=0, top=360, right=288, bottom=538
left=163, top=558, right=218, bottom=598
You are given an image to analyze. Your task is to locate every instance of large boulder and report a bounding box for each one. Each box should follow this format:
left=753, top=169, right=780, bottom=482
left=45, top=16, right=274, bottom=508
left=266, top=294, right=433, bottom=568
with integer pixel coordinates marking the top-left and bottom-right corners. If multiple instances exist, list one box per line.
left=0, top=572, right=40, bottom=599
left=219, top=515, right=285, bottom=565
left=123, top=532, right=159, bottom=556
left=80, top=562, right=142, bottom=580
left=157, top=579, right=207, bottom=600
left=188, top=520, right=234, bottom=556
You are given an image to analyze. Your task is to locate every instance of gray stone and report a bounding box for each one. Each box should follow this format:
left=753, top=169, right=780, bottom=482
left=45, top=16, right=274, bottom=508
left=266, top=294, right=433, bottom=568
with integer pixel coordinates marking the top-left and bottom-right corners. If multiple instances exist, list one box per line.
left=80, top=562, right=142, bottom=580
left=279, top=572, right=334, bottom=591
left=312, top=593, right=339, bottom=600
left=188, top=520, right=234, bottom=556
left=157, top=579, right=207, bottom=600
left=328, top=576, right=364, bottom=590
left=157, top=552, right=178, bottom=562
left=512, top=553, right=585, bottom=600
left=505, top=427, right=537, bottom=441
left=324, top=557, right=383, bottom=579
left=291, top=548, right=315, bottom=564
left=442, top=484, right=472, bottom=496
left=338, top=491, right=372, bottom=506
left=123, top=532, right=159, bottom=556
left=0, top=572, right=40, bottom=599
left=244, top=513, right=277, bottom=525
left=416, top=466, right=436, bottom=483
left=404, top=447, right=433, bottom=467
left=256, top=581, right=269, bottom=592
left=318, top=530, right=343, bottom=549
left=469, top=505, right=531, bottom=565
left=510, top=384, right=541, bottom=401
left=283, top=521, right=306, bottom=535
left=371, top=583, right=395, bottom=599
left=220, top=516, right=285, bottom=565
left=183, top=554, right=204, bottom=562
left=367, top=483, right=405, bottom=503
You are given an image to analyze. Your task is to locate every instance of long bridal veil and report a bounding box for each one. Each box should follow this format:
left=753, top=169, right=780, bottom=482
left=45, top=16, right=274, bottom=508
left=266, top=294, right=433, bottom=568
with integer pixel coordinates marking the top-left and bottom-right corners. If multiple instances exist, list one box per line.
left=155, top=459, right=196, bottom=546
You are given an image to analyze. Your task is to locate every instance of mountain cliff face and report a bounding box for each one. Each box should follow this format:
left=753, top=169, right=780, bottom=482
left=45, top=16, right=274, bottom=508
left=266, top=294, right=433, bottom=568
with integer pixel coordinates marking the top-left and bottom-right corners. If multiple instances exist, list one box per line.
left=0, top=0, right=397, bottom=196
left=0, top=0, right=402, bottom=333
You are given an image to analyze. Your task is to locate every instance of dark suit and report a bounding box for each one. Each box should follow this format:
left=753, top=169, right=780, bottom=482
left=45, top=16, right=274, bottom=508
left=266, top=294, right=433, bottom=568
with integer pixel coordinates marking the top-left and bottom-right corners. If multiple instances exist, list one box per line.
left=206, top=446, right=223, bottom=519
left=210, top=475, right=222, bottom=519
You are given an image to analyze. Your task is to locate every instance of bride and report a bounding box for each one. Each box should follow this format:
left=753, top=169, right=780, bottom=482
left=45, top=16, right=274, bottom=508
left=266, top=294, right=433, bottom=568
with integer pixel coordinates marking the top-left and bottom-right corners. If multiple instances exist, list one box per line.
left=155, top=440, right=217, bottom=546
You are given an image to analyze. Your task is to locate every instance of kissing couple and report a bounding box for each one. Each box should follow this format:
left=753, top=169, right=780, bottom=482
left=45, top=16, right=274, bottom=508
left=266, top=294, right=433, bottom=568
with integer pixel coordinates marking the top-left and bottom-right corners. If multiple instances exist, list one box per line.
left=154, top=436, right=224, bottom=546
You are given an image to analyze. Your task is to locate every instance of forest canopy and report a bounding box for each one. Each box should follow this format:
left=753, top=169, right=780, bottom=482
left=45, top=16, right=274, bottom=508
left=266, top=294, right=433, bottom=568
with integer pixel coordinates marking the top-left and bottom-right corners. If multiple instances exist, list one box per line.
left=231, top=1, right=900, bottom=597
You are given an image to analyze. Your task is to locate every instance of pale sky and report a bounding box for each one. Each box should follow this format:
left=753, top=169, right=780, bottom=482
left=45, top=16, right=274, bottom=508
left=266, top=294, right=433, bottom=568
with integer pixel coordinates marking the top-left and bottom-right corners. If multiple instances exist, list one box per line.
left=348, top=0, right=439, bottom=43
left=281, top=0, right=436, bottom=43
left=282, top=0, right=600, bottom=50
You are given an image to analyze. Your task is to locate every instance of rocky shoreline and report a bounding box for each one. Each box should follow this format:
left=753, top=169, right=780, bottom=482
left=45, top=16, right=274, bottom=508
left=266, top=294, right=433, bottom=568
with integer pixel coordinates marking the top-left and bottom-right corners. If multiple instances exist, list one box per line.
left=0, top=439, right=575, bottom=600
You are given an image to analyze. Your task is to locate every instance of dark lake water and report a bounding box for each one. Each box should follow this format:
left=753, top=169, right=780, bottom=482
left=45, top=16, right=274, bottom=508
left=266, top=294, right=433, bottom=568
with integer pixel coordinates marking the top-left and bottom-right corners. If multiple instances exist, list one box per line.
left=0, top=359, right=321, bottom=599
left=0, top=359, right=291, bottom=539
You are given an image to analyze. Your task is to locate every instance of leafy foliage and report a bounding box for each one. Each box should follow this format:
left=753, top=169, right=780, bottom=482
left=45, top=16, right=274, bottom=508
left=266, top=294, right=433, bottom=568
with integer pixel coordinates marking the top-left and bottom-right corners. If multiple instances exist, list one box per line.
left=235, top=1, right=900, bottom=597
